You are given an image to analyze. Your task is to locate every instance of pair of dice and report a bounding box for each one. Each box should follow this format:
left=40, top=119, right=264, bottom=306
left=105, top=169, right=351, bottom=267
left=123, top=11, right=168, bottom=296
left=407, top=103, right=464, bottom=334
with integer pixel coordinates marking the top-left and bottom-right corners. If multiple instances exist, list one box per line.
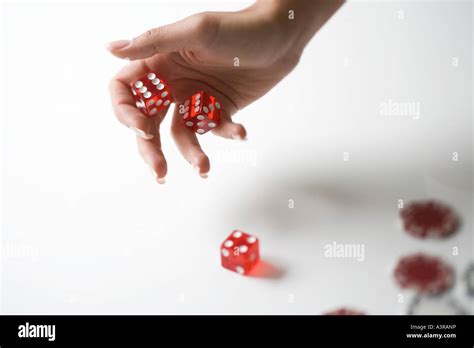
left=130, top=72, right=221, bottom=135
left=220, top=230, right=260, bottom=275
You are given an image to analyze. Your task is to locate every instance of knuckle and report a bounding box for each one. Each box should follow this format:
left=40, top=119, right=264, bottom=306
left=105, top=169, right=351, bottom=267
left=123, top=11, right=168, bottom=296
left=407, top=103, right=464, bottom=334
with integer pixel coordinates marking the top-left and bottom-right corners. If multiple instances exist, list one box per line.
left=191, top=12, right=219, bottom=46
left=137, top=27, right=162, bottom=52
left=142, top=28, right=156, bottom=40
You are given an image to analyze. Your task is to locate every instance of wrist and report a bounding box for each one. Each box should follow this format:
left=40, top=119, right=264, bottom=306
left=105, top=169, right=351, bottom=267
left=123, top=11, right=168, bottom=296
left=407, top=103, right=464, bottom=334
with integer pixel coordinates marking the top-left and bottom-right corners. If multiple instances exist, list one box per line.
left=254, top=0, right=345, bottom=53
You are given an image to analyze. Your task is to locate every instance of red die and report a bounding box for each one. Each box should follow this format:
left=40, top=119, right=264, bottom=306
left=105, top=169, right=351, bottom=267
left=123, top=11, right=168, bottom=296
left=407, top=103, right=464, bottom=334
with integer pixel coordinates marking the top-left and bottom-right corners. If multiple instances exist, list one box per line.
left=220, top=230, right=259, bottom=275
left=131, top=72, right=172, bottom=117
left=180, top=91, right=221, bottom=134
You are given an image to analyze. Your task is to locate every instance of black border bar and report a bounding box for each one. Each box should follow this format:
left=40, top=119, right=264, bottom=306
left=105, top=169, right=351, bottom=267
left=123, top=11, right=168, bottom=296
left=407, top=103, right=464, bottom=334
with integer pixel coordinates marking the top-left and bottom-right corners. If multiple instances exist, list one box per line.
left=0, top=315, right=473, bottom=345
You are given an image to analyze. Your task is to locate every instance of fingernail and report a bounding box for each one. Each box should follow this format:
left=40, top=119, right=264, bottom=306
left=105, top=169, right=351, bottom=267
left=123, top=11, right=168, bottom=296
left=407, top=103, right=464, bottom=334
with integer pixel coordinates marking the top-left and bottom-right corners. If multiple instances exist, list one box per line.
left=232, top=134, right=247, bottom=141
left=105, top=40, right=131, bottom=51
left=193, top=164, right=208, bottom=179
left=149, top=167, right=166, bottom=184
left=130, top=126, right=153, bottom=140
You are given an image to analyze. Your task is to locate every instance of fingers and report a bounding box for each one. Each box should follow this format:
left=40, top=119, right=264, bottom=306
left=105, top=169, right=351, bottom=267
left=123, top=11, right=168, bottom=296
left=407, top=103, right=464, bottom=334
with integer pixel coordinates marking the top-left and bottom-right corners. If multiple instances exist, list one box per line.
left=211, top=110, right=247, bottom=140
left=110, top=62, right=170, bottom=184
left=109, top=63, right=155, bottom=139
left=106, top=13, right=218, bottom=60
left=171, top=108, right=210, bottom=178
left=110, top=93, right=154, bottom=139
left=137, top=109, right=169, bottom=184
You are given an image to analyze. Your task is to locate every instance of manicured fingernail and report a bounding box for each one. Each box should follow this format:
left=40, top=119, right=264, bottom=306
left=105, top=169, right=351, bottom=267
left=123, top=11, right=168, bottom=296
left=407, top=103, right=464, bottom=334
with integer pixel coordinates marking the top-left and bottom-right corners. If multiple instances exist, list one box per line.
left=232, top=134, right=247, bottom=141
left=130, top=126, right=153, bottom=140
left=193, top=164, right=208, bottom=179
left=105, top=40, right=131, bottom=51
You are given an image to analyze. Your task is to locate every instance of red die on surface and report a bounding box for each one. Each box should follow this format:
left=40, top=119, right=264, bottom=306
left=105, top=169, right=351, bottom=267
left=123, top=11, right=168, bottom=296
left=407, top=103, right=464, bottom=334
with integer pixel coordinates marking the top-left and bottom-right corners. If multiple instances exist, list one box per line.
left=130, top=72, right=172, bottom=117
left=221, top=230, right=259, bottom=275
left=180, top=91, right=221, bottom=134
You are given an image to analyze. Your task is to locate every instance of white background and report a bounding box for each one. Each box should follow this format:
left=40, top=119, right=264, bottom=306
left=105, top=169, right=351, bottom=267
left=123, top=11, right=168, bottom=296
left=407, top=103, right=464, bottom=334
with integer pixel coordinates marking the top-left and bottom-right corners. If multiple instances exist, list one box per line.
left=0, top=0, right=473, bottom=314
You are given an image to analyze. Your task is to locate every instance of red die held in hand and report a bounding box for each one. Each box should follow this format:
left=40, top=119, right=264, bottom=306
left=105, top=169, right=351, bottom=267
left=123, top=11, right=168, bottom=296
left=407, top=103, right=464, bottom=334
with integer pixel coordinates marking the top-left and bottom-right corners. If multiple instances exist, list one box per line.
left=179, top=91, right=222, bottom=134
left=131, top=72, right=172, bottom=117
left=221, top=230, right=259, bottom=275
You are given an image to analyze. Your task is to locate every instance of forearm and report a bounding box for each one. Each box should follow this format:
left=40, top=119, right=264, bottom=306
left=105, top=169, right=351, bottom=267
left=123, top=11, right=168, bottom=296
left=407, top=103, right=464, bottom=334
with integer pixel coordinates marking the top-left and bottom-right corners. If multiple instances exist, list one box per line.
left=254, top=0, right=345, bottom=53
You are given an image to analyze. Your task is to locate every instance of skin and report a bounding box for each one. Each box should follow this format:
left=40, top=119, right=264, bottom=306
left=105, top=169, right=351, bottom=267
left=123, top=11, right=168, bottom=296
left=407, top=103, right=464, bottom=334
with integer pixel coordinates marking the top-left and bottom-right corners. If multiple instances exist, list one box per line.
left=107, top=0, right=345, bottom=183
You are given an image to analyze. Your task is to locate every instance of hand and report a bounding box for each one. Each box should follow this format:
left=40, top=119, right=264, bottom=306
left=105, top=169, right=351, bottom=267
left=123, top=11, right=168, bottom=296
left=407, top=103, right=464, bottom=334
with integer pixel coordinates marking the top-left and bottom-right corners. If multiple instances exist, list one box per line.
left=107, top=0, right=344, bottom=183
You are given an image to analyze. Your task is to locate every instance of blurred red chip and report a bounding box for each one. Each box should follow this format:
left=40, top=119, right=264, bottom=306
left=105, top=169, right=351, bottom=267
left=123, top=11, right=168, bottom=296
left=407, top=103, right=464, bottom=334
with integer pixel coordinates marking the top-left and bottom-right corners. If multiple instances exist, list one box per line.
left=394, top=253, right=454, bottom=294
left=400, top=199, right=458, bottom=238
left=323, top=308, right=366, bottom=315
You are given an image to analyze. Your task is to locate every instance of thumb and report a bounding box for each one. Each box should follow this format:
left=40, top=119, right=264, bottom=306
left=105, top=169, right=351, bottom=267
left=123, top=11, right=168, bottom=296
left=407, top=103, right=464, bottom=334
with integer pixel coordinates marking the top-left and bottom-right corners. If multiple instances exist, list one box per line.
left=106, top=13, right=218, bottom=60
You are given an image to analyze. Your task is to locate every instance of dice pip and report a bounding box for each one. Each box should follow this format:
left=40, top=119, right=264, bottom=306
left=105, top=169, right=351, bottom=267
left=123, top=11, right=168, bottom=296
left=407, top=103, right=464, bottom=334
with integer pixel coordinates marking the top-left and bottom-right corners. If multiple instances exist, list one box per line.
left=180, top=91, right=221, bottom=134
left=131, top=72, right=173, bottom=117
left=221, top=230, right=259, bottom=275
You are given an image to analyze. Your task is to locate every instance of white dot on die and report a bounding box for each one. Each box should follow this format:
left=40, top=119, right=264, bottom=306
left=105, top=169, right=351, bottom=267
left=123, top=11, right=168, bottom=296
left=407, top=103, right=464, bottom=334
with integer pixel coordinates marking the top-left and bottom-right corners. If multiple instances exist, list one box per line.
left=164, top=100, right=171, bottom=106
left=209, top=104, right=215, bottom=111
left=135, top=101, right=143, bottom=108
left=131, top=89, right=137, bottom=96
left=161, top=91, right=168, bottom=98
left=157, top=83, right=165, bottom=90
left=185, top=106, right=189, bottom=111
left=236, top=266, right=244, bottom=275
left=203, top=106, right=209, bottom=113
left=184, top=112, right=189, bottom=118
left=152, top=78, right=160, bottom=85
left=139, top=86, right=147, bottom=93
left=146, top=100, right=155, bottom=107
left=247, top=236, right=256, bottom=244
left=233, top=231, right=242, bottom=238
left=185, top=121, right=194, bottom=127
left=197, top=129, right=205, bottom=134
left=195, top=94, right=201, bottom=100
left=208, top=122, right=216, bottom=128
left=197, top=115, right=205, bottom=120
left=221, top=249, right=229, bottom=257
left=134, top=81, right=143, bottom=88
left=156, top=99, right=163, bottom=106
left=147, top=73, right=156, bottom=80
left=144, top=92, right=152, bottom=98
left=224, top=240, right=233, bottom=247
left=195, top=100, right=201, bottom=106
left=239, top=245, right=248, bottom=253
left=184, top=100, right=190, bottom=106
left=197, top=122, right=204, bottom=127
left=215, top=102, right=221, bottom=109
left=194, top=107, right=200, bottom=113
left=149, top=108, right=158, bottom=115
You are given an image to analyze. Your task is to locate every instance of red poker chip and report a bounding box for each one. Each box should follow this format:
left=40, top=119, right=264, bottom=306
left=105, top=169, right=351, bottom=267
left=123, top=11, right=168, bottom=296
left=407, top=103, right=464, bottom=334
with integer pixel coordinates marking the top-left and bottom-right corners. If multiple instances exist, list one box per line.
left=400, top=199, right=458, bottom=238
left=394, top=253, right=454, bottom=294
left=323, top=308, right=366, bottom=315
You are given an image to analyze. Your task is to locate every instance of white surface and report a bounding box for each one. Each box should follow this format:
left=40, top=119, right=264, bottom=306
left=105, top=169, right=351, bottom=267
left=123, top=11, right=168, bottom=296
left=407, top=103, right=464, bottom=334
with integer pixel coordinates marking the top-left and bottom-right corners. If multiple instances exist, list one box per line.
left=0, top=0, right=473, bottom=314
